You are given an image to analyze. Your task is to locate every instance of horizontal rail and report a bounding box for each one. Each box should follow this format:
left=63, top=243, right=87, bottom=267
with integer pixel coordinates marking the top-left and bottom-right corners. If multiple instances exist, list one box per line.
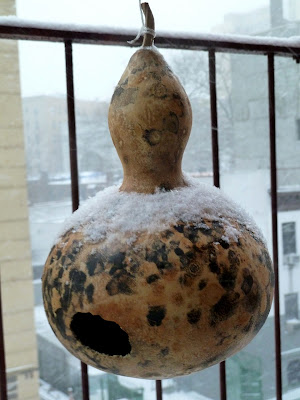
left=0, top=20, right=300, bottom=58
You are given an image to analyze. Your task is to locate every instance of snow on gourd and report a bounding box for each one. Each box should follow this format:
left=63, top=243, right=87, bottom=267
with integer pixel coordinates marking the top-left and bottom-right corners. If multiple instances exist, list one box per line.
left=42, top=2, right=274, bottom=379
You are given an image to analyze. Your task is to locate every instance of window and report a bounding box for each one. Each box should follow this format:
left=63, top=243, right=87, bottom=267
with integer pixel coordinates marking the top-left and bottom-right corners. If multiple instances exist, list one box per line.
left=282, top=222, right=297, bottom=255
left=7, top=375, right=18, bottom=400
left=285, top=293, right=299, bottom=320
left=287, top=359, right=300, bottom=386
left=296, top=118, right=300, bottom=141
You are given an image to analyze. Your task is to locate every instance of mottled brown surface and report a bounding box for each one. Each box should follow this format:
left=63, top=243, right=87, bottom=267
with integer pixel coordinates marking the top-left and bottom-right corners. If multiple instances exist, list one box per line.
left=42, top=218, right=274, bottom=379
left=108, top=48, right=192, bottom=193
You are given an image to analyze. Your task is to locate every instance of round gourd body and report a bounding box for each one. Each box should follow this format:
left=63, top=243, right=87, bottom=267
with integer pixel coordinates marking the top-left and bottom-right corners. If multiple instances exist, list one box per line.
left=42, top=215, right=274, bottom=379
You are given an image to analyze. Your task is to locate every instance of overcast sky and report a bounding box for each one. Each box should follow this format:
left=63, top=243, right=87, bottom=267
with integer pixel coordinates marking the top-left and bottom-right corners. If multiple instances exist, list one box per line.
left=16, top=0, right=270, bottom=100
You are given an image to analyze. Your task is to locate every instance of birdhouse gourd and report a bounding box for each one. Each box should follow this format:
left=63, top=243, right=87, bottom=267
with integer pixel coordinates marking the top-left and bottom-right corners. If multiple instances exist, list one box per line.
left=42, top=3, right=274, bottom=380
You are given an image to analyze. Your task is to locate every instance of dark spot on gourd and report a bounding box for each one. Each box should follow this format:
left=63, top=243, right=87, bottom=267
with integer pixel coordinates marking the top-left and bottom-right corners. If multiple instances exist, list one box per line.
left=147, top=306, right=166, bottom=326
left=58, top=267, right=64, bottom=279
left=67, top=253, right=75, bottom=262
left=218, top=269, right=236, bottom=290
left=198, top=279, right=207, bottom=290
left=241, top=269, right=254, bottom=295
left=156, top=261, right=173, bottom=272
left=219, top=239, right=230, bottom=249
left=243, top=288, right=261, bottom=313
left=146, top=250, right=158, bottom=264
left=112, top=87, right=138, bottom=107
left=149, top=71, right=162, bottom=81
left=187, top=263, right=202, bottom=276
left=143, top=129, right=162, bottom=146
left=53, top=277, right=62, bottom=291
left=130, top=263, right=139, bottom=273
left=209, top=259, right=220, bottom=274
left=111, top=86, right=124, bottom=102
left=69, top=269, right=86, bottom=293
left=56, top=250, right=62, bottom=260
left=174, top=247, right=184, bottom=256
left=212, top=220, right=223, bottom=234
left=160, top=347, right=169, bottom=356
left=86, top=252, right=105, bottom=276
left=60, top=286, right=71, bottom=311
left=55, top=308, right=67, bottom=339
left=146, top=274, right=160, bottom=284
left=148, top=82, right=167, bottom=99
left=228, top=250, right=240, bottom=267
left=261, top=249, right=274, bottom=282
left=123, top=156, right=129, bottom=164
left=86, top=283, right=94, bottom=303
left=109, top=252, right=126, bottom=275
left=131, top=63, right=146, bottom=74
left=138, top=360, right=152, bottom=367
left=217, top=334, right=232, bottom=346
left=187, top=309, right=201, bottom=324
left=198, top=225, right=212, bottom=236
left=163, top=230, right=174, bottom=239
left=71, top=240, right=82, bottom=255
left=211, top=293, right=240, bottom=325
left=120, top=77, right=129, bottom=86
left=120, top=88, right=138, bottom=107
left=164, top=112, right=179, bottom=134
left=174, top=224, right=184, bottom=233
left=172, top=92, right=185, bottom=116
left=70, top=312, right=131, bottom=356
left=183, top=225, right=199, bottom=243
left=106, top=270, right=135, bottom=296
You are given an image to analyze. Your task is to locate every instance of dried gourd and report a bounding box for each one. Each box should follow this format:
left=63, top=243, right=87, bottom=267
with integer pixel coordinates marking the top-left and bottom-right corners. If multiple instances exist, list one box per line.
left=42, top=3, right=274, bottom=379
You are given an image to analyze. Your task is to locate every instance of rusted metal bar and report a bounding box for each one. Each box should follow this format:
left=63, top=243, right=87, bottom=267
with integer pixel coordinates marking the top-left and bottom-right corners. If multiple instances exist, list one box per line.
left=209, top=49, right=220, bottom=189
left=65, top=40, right=90, bottom=400
left=80, top=362, right=90, bottom=400
left=208, top=49, right=226, bottom=400
left=267, top=53, right=282, bottom=400
left=0, top=273, right=7, bottom=400
left=65, top=40, right=80, bottom=213
left=156, top=380, right=163, bottom=400
left=0, top=23, right=300, bottom=57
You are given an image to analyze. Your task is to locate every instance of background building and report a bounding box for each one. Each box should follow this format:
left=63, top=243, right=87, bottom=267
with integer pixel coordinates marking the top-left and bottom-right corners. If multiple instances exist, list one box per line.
left=0, top=0, right=39, bottom=399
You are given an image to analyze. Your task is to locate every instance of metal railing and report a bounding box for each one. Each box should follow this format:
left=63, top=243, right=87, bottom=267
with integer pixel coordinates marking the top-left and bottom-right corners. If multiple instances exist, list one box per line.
left=1, top=19, right=300, bottom=400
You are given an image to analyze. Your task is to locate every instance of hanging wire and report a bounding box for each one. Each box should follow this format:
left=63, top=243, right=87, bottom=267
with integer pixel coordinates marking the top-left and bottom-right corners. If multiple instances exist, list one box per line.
left=128, top=0, right=156, bottom=44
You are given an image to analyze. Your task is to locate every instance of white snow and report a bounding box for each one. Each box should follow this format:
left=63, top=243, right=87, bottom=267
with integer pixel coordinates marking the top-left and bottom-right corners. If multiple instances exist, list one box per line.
left=1, top=16, right=300, bottom=50
left=267, top=386, right=300, bottom=400
left=0, top=15, right=135, bottom=36
left=39, top=380, right=69, bottom=400
left=55, top=176, right=264, bottom=246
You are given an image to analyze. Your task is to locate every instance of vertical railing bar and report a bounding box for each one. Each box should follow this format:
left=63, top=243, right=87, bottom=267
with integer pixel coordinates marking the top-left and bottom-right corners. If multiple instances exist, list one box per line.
left=156, top=380, right=162, bottom=400
left=267, top=53, right=282, bottom=400
left=64, top=40, right=90, bottom=400
left=65, top=40, right=80, bottom=212
left=208, top=49, right=226, bottom=400
left=209, top=49, right=220, bottom=189
left=0, top=272, right=8, bottom=400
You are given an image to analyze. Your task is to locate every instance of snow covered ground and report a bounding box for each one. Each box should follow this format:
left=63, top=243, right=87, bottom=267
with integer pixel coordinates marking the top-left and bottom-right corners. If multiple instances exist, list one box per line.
left=39, top=380, right=69, bottom=400
left=267, top=387, right=300, bottom=400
